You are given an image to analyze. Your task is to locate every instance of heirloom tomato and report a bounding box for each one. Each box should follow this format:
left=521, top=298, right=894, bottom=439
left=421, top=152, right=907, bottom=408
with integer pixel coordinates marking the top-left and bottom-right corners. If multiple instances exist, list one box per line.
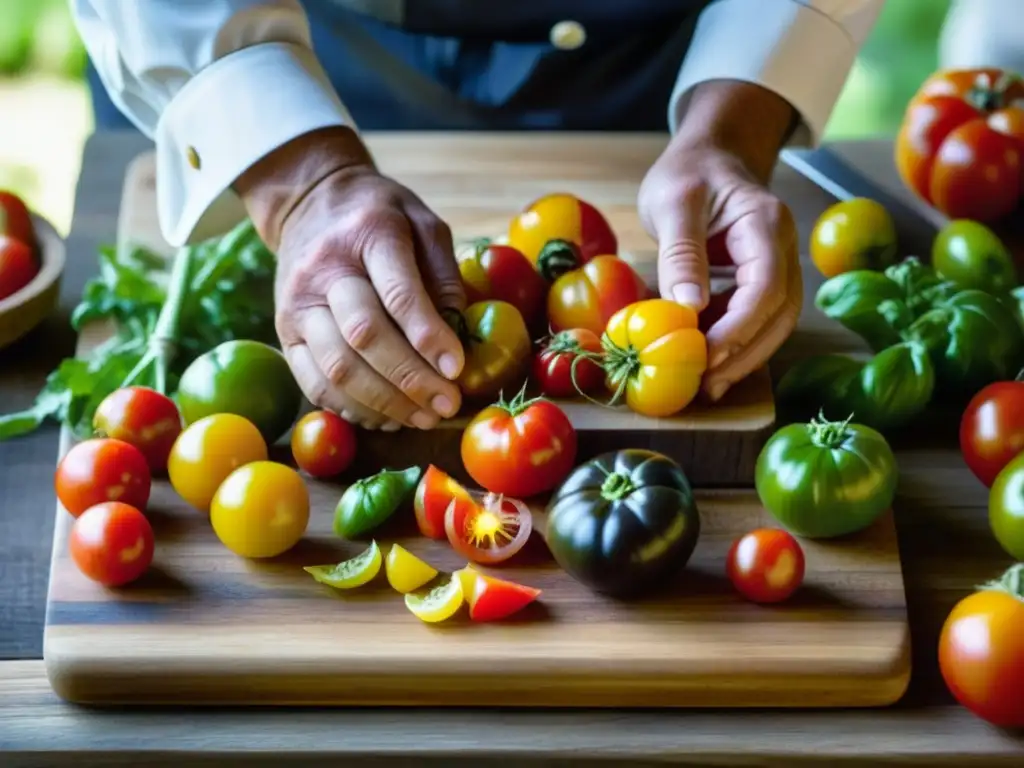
left=69, top=501, right=154, bottom=587
left=458, top=567, right=541, bottom=622
left=959, top=377, right=1024, bottom=487
left=809, top=198, right=898, bottom=278
left=291, top=409, right=357, bottom=478
left=939, top=564, right=1024, bottom=728
left=0, top=190, right=35, bottom=246
left=385, top=544, right=438, bottom=594
left=55, top=438, right=151, bottom=517
left=414, top=464, right=475, bottom=539
left=532, top=328, right=604, bottom=398
left=457, top=240, right=547, bottom=330
left=987, top=451, right=1024, bottom=560
left=547, top=254, right=651, bottom=336
left=895, top=68, right=1024, bottom=223
left=0, top=236, right=37, bottom=301
left=93, top=387, right=182, bottom=474
left=461, top=388, right=576, bottom=497
left=444, top=491, right=533, bottom=565
left=507, top=193, right=617, bottom=281
left=305, top=541, right=383, bottom=590
left=601, top=299, right=707, bottom=418
left=726, top=528, right=805, bottom=604
left=448, top=300, right=531, bottom=400
left=404, top=577, right=464, bottom=623
left=932, top=219, right=1016, bottom=294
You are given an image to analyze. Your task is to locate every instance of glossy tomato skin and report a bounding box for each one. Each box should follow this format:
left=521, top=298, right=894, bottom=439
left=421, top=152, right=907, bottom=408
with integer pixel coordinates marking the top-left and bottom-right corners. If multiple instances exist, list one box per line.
left=414, top=464, right=473, bottom=539
left=932, top=219, right=1016, bottom=294
left=809, top=198, right=898, bottom=278
left=939, top=567, right=1024, bottom=728
left=0, top=235, right=37, bottom=301
left=546, top=449, right=700, bottom=597
left=69, top=501, right=155, bottom=587
left=55, top=438, right=152, bottom=517
left=547, top=255, right=651, bottom=336
left=461, top=395, right=576, bottom=497
left=0, top=190, right=35, bottom=246
left=93, top=387, right=182, bottom=474
left=507, top=193, right=617, bottom=279
left=454, top=300, right=532, bottom=400
left=726, top=528, right=805, bottom=604
left=457, top=241, right=547, bottom=331
left=290, top=410, right=357, bottom=478
left=987, top=451, right=1024, bottom=560
left=461, top=569, right=541, bottom=622
left=959, top=380, right=1024, bottom=487
left=532, top=328, right=604, bottom=398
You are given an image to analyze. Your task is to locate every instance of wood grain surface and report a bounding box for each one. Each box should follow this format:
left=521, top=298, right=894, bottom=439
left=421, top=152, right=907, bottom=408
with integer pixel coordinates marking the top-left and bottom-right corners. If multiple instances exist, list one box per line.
left=42, top=138, right=908, bottom=709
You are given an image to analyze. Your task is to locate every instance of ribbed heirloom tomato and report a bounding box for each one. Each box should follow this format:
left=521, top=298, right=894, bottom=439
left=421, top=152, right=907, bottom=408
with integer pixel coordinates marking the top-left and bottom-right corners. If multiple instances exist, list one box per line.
left=457, top=240, right=548, bottom=330
left=547, top=254, right=651, bottom=336
left=55, top=438, right=152, bottom=517
left=93, top=387, right=182, bottom=474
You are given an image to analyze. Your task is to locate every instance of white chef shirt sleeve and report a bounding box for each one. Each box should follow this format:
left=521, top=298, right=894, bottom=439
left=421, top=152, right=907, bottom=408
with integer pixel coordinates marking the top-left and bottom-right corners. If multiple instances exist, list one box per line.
left=668, top=0, right=885, bottom=146
left=70, top=0, right=356, bottom=247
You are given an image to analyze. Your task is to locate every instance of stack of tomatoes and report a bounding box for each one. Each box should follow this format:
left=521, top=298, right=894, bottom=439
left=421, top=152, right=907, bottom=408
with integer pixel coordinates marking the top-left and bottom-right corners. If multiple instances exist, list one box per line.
left=0, top=190, right=39, bottom=302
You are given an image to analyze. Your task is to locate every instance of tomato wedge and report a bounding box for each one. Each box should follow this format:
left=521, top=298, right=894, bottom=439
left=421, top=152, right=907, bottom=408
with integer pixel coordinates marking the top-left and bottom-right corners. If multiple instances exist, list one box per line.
left=444, top=492, right=533, bottom=564
left=304, top=541, right=382, bottom=589
left=385, top=544, right=438, bottom=594
left=458, top=567, right=541, bottom=621
left=413, top=464, right=477, bottom=540
left=404, top=577, right=465, bottom=623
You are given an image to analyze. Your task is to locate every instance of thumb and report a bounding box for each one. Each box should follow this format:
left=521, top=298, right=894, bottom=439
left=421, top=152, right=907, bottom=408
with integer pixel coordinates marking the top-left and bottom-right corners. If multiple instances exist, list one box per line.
left=655, top=184, right=711, bottom=311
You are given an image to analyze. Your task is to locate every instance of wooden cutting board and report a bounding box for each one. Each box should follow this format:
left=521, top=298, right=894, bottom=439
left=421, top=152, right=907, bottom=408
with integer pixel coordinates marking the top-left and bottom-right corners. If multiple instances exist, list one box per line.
left=43, top=137, right=910, bottom=708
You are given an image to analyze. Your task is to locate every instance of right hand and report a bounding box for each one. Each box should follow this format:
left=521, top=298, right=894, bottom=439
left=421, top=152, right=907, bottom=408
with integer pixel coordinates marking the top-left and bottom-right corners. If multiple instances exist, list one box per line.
left=236, top=128, right=466, bottom=431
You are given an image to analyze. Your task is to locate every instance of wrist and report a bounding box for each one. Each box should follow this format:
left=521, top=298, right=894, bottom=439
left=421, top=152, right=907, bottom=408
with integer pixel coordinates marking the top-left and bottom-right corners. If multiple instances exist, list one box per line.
left=234, top=126, right=374, bottom=251
left=673, top=80, right=797, bottom=183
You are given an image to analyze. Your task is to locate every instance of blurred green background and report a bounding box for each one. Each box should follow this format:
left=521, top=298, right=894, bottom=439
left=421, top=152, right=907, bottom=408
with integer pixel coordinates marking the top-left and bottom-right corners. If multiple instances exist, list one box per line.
left=0, top=0, right=953, bottom=233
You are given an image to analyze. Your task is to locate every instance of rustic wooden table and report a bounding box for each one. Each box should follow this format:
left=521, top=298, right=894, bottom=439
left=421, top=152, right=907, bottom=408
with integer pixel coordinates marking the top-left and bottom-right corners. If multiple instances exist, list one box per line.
left=0, top=133, right=1022, bottom=767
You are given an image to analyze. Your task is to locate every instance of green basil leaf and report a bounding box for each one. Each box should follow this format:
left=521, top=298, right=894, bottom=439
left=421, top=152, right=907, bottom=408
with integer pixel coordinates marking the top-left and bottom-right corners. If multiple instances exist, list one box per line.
left=333, top=466, right=423, bottom=539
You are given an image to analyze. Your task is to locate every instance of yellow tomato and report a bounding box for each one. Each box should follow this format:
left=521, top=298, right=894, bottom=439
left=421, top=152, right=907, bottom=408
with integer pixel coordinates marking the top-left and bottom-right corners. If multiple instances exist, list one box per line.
left=604, top=299, right=707, bottom=418
left=168, top=413, right=268, bottom=511
left=456, top=300, right=532, bottom=399
left=210, top=461, right=310, bottom=558
left=810, top=198, right=897, bottom=278
left=305, top=541, right=382, bottom=589
left=385, top=544, right=438, bottom=593
left=404, top=577, right=464, bottom=623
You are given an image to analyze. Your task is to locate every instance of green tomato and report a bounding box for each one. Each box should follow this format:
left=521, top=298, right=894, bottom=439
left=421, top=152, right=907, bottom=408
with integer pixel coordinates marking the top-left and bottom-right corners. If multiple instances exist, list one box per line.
left=755, top=414, right=898, bottom=539
left=177, top=340, right=301, bottom=444
left=334, top=466, right=422, bottom=539
left=932, top=220, right=1017, bottom=294
left=988, top=452, right=1024, bottom=560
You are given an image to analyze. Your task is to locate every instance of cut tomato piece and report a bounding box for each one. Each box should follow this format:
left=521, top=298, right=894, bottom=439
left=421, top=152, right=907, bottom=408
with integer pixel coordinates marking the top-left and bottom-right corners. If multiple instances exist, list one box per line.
left=459, top=567, right=541, bottom=622
left=444, top=492, right=533, bottom=565
left=404, top=577, right=464, bottom=623
left=304, top=541, right=382, bottom=589
left=413, top=464, right=477, bottom=540
left=385, top=544, right=438, bottom=594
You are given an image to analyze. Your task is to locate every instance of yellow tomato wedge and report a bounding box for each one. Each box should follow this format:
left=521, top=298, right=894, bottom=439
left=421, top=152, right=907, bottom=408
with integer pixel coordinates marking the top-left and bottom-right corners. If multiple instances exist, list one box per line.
left=404, top=576, right=464, bottom=623
left=304, top=540, right=382, bottom=589
left=603, top=298, right=707, bottom=417
left=385, top=544, right=438, bottom=594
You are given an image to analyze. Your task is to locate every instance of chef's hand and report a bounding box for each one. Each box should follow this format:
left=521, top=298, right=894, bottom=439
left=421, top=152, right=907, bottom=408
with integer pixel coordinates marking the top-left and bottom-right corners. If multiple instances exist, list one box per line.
left=236, top=127, right=465, bottom=431
left=639, top=81, right=803, bottom=402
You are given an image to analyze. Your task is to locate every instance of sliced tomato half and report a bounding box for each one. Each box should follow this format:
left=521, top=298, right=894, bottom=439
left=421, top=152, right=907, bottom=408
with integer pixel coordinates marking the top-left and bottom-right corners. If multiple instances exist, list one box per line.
left=444, top=492, right=533, bottom=564
left=458, top=567, right=541, bottom=621
left=413, top=464, right=477, bottom=539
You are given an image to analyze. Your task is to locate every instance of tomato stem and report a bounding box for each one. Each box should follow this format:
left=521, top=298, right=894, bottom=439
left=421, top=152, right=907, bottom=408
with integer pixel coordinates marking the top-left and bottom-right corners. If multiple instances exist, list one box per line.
left=442, top=307, right=483, bottom=346
left=981, top=563, right=1024, bottom=601
left=493, top=381, right=546, bottom=417
left=600, top=471, right=635, bottom=501
left=536, top=239, right=581, bottom=282
left=807, top=410, right=855, bottom=449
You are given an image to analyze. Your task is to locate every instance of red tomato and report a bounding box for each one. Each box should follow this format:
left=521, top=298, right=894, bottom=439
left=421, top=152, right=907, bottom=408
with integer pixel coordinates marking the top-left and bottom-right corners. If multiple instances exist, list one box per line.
left=726, top=528, right=806, bottom=604
left=939, top=565, right=1024, bottom=728
left=0, top=190, right=35, bottom=247
left=93, top=387, right=182, bottom=474
left=461, top=389, right=577, bottom=497
left=547, top=255, right=651, bottom=336
left=54, top=438, right=151, bottom=517
left=413, top=464, right=476, bottom=540
left=444, top=492, right=533, bottom=565
left=290, top=410, right=357, bottom=478
left=457, top=241, right=548, bottom=331
left=959, top=380, right=1024, bottom=487
left=459, top=568, right=541, bottom=621
left=895, top=69, right=1024, bottom=223
left=532, top=328, right=604, bottom=398
left=0, top=235, right=37, bottom=301
left=69, top=501, right=155, bottom=587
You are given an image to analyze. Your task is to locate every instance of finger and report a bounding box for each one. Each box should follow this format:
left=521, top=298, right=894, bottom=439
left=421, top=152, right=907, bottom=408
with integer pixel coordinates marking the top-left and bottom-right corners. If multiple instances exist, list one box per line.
left=405, top=203, right=466, bottom=314
left=362, top=217, right=466, bottom=382
left=653, top=182, right=711, bottom=311
left=327, top=275, right=460, bottom=420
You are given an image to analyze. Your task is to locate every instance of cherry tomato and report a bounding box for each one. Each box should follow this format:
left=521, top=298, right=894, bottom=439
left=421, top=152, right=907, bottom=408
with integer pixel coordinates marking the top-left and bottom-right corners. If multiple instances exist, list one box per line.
left=305, top=541, right=383, bottom=589
left=987, top=451, right=1024, bottom=561
left=457, top=240, right=548, bottom=331
left=461, top=389, right=577, bottom=497
left=168, top=413, right=268, bottom=512
left=445, top=491, right=533, bottom=565
left=69, top=502, right=154, bottom=587
left=0, top=235, right=37, bottom=301
left=54, top=438, right=151, bottom=518
left=546, top=255, right=651, bottom=336
left=932, top=219, right=1016, bottom=294
left=458, top=567, right=541, bottom=621
left=290, top=410, right=357, bottom=478
left=413, top=464, right=475, bottom=539
left=92, top=387, right=182, bottom=474
left=532, top=328, right=604, bottom=398
left=809, top=198, right=898, bottom=278
left=725, top=528, right=806, bottom=604
left=404, top=576, right=464, bottom=623
left=959, top=379, right=1024, bottom=487
left=939, top=564, right=1024, bottom=728
left=210, top=461, right=310, bottom=558
left=507, top=193, right=617, bottom=281
left=385, top=544, right=438, bottom=593
left=451, top=300, right=532, bottom=400
left=0, top=190, right=35, bottom=246
left=603, top=299, right=708, bottom=417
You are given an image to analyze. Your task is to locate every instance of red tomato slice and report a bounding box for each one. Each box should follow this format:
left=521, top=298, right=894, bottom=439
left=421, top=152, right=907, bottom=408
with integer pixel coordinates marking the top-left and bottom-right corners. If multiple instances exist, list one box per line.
left=459, top=568, right=541, bottom=621
left=444, top=492, right=533, bottom=564
left=414, top=464, right=477, bottom=540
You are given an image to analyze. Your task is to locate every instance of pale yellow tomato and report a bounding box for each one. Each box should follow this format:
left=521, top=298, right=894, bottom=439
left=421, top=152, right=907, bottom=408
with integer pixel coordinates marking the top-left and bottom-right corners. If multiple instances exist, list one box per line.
left=210, top=461, right=309, bottom=558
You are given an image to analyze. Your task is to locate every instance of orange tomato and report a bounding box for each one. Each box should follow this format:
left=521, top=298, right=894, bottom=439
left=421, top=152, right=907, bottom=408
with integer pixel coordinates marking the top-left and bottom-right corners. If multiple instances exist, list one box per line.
left=809, top=198, right=898, bottom=278
left=547, top=255, right=651, bottom=336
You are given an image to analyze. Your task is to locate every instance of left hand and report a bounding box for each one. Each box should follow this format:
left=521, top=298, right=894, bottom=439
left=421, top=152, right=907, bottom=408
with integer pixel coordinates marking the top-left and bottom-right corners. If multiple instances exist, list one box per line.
left=638, top=81, right=803, bottom=402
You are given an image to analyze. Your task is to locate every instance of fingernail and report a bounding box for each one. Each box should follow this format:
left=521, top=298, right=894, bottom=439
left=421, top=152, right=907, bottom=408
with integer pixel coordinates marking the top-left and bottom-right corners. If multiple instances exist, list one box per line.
left=411, top=411, right=437, bottom=430
left=438, top=353, right=461, bottom=379
left=432, top=394, right=457, bottom=417
left=672, top=285, right=704, bottom=309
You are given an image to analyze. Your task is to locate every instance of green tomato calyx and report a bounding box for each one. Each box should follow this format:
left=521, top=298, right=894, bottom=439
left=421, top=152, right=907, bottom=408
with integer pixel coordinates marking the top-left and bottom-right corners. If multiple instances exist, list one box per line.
left=807, top=410, right=855, bottom=449
left=600, top=471, right=635, bottom=501
left=537, top=239, right=581, bottom=282
left=981, top=563, right=1024, bottom=602
left=442, top=307, right=483, bottom=346
left=493, top=382, right=548, bottom=417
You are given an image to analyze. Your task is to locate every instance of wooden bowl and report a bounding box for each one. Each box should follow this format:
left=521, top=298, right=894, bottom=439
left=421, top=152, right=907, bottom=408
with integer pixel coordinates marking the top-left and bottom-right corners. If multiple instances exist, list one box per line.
left=0, top=214, right=65, bottom=350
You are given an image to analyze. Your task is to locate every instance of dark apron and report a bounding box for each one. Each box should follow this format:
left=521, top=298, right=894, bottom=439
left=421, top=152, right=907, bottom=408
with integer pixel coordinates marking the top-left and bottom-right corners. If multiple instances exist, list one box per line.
left=89, top=0, right=714, bottom=131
